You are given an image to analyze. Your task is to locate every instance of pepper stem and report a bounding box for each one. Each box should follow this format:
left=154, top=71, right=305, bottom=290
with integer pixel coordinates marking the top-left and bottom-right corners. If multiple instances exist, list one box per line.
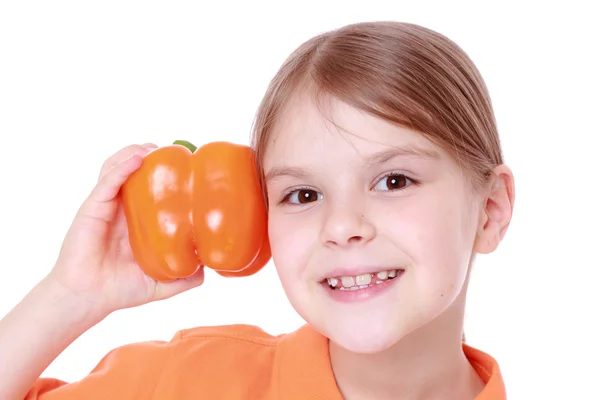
left=173, top=140, right=197, bottom=153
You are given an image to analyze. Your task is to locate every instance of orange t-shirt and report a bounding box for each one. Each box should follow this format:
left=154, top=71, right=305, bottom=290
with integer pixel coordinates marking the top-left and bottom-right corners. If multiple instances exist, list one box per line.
left=26, top=324, right=506, bottom=399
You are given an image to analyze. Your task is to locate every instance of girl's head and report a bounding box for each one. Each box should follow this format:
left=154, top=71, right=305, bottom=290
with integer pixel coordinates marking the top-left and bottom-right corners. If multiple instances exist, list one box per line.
left=251, top=21, right=514, bottom=353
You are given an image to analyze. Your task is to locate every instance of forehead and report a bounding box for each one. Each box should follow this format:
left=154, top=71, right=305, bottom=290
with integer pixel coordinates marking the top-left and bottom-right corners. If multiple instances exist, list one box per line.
left=263, top=93, right=444, bottom=169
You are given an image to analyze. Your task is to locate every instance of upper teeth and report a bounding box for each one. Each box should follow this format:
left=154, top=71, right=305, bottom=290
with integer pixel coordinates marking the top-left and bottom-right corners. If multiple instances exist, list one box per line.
left=326, top=269, right=400, bottom=288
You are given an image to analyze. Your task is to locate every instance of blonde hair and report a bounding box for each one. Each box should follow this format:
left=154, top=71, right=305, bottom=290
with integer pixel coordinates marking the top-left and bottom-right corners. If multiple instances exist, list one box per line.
left=251, top=21, right=503, bottom=197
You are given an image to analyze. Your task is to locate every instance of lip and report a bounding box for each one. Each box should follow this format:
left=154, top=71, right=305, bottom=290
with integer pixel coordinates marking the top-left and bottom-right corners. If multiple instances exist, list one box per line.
left=320, top=270, right=404, bottom=302
left=319, top=266, right=404, bottom=281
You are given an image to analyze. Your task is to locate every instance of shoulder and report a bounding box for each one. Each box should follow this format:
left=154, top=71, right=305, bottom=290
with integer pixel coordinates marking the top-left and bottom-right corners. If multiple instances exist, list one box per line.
left=27, top=324, right=292, bottom=399
left=167, top=323, right=285, bottom=362
left=174, top=323, right=284, bottom=345
left=153, top=324, right=291, bottom=398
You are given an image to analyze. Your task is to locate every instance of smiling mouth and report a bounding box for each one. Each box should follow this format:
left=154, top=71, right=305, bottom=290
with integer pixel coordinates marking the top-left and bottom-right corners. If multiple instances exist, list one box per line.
left=322, top=269, right=404, bottom=291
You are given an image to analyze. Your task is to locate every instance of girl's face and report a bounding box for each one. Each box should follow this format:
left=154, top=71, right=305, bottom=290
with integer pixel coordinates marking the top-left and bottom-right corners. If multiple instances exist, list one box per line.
left=263, top=94, right=485, bottom=353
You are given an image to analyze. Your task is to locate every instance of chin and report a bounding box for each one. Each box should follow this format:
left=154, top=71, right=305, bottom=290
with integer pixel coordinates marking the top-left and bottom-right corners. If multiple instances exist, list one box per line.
left=319, top=318, right=406, bottom=354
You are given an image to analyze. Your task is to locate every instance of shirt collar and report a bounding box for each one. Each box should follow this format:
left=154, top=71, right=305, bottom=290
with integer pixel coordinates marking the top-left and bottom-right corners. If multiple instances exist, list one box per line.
left=463, top=344, right=507, bottom=399
left=277, top=324, right=506, bottom=399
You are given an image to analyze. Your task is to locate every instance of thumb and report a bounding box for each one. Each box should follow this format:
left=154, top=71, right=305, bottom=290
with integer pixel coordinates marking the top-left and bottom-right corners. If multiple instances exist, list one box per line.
left=153, top=266, right=205, bottom=300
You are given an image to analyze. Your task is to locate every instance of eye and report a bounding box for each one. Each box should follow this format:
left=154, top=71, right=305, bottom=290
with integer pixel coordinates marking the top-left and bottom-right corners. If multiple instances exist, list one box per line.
left=281, top=187, right=323, bottom=205
left=372, top=173, right=414, bottom=192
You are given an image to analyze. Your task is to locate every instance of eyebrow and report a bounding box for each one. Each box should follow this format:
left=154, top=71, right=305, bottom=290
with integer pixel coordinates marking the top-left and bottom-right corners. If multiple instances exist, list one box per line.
left=364, top=145, right=440, bottom=166
left=264, top=145, right=439, bottom=183
left=265, top=166, right=314, bottom=183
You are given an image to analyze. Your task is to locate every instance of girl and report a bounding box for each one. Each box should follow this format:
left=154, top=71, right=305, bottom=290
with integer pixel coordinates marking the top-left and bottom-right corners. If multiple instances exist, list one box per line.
left=0, top=21, right=514, bottom=399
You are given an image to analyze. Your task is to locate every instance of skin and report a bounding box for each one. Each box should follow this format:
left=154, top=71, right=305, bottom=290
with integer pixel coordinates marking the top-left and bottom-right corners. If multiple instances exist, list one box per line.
left=263, top=93, right=515, bottom=399
left=0, top=95, right=513, bottom=400
left=0, top=144, right=205, bottom=400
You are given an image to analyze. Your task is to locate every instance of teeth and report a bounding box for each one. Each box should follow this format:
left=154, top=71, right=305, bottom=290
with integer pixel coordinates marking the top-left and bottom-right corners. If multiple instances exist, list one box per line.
left=326, top=269, right=401, bottom=290
left=355, top=273, right=372, bottom=286
left=341, top=276, right=355, bottom=287
left=376, top=271, right=389, bottom=280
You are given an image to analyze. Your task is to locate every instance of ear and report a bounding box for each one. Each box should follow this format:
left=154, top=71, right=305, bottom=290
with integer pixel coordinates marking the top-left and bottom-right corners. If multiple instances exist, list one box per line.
left=474, top=165, right=515, bottom=254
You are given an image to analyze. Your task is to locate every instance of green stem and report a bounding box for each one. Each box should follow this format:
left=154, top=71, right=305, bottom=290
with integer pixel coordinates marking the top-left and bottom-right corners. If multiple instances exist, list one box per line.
left=173, top=140, right=197, bottom=153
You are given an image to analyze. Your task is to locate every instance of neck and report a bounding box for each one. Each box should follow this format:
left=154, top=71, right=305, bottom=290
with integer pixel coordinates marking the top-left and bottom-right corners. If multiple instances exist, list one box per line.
left=328, top=289, right=484, bottom=400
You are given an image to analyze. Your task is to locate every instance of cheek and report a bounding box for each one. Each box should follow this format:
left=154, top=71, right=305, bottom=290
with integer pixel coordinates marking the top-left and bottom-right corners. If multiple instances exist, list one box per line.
left=383, top=193, right=474, bottom=288
left=267, top=210, right=317, bottom=281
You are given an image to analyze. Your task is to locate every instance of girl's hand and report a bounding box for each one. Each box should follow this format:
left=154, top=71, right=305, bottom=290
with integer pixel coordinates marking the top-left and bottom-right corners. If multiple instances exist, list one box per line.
left=48, top=143, right=205, bottom=318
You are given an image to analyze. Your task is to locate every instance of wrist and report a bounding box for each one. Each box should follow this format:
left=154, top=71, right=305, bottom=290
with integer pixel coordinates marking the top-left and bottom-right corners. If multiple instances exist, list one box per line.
left=0, top=274, right=108, bottom=400
left=37, top=275, right=110, bottom=330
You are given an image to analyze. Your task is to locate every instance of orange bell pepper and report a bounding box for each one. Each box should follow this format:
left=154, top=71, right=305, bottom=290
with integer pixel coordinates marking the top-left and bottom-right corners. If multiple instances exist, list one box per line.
left=121, top=140, right=270, bottom=282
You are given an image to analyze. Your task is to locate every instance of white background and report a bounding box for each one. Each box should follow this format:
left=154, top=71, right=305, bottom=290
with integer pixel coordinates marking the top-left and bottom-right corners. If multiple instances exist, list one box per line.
left=1, top=1, right=598, bottom=398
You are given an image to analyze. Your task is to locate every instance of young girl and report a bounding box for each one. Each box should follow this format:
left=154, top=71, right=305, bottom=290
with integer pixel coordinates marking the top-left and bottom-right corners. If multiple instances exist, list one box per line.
left=0, top=21, right=514, bottom=399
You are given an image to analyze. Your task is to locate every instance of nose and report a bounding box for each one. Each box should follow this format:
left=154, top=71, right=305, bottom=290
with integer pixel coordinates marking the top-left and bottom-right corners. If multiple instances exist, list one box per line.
left=319, top=201, right=376, bottom=247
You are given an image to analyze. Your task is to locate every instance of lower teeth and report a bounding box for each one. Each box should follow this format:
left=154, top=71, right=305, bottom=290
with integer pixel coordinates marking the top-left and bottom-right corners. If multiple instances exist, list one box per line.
left=339, top=283, right=375, bottom=291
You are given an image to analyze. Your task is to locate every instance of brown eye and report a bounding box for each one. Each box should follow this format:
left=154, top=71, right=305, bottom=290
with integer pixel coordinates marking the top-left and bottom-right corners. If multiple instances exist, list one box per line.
left=373, top=174, right=412, bottom=191
left=386, top=175, right=406, bottom=190
left=284, top=188, right=323, bottom=204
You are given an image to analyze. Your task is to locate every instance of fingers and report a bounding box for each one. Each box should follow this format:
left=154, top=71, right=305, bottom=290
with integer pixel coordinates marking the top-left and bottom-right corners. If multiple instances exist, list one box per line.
left=78, top=144, right=156, bottom=222
left=89, top=152, right=143, bottom=206
left=93, top=143, right=157, bottom=203
left=98, top=143, right=157, bottom=181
